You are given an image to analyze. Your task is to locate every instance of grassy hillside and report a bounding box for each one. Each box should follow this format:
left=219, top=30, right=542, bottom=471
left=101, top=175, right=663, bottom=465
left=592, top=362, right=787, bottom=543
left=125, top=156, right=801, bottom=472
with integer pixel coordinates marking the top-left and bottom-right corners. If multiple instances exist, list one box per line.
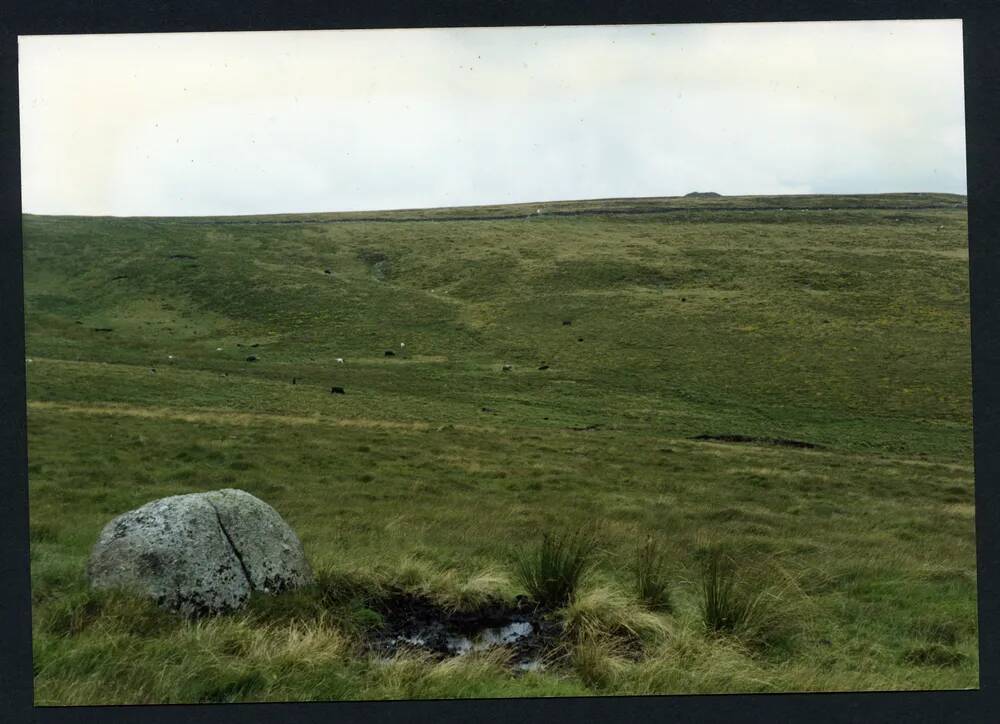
left=24, top=193, right=977, bottom=703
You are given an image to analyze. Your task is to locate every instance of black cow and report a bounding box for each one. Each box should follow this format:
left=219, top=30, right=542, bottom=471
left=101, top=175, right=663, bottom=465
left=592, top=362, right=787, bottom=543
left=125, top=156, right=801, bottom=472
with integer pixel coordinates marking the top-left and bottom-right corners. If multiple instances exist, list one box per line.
left=246, top=355, right=258, bottom=362
left=331, top=386, right=346, bottom=394
left=384, top=350, right=395, bottom=357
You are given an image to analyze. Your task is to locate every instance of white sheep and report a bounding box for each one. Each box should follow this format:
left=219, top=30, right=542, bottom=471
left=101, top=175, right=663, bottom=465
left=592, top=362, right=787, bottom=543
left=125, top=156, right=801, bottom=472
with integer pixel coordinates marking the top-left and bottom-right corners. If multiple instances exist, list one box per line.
left=167, top=355, right=174, bottom=360
left=336, top=357, right=344, bottom=364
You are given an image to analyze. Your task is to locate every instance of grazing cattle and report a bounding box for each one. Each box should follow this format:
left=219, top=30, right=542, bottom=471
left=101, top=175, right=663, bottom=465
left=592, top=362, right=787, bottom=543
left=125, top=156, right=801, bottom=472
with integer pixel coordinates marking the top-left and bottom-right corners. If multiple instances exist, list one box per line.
left=331, top=386, right=345, bottom=394
left=681, top=298, right=686, bottom=302
left=250, top=343, right=259, bottom=348
left=246, top=355, right=258, bottom=362
left=538, top=364, right=549, bottom=370
left=216, top=347, right=223, bottom=351
left=563, top=320, right=572, bottom=325
left=385, top=350, right=395, bottom=357
left=481, top=407, right=495, bottom=413
left=324, top=269, right=332, bottom=274
left=502, top=364, right=512, bottom=372
left=168, top=355, right=174, bottom=360
left=577, top=338, right=583, bottom=342
left=400, top=342, right=405, bottom=348
left=150, top=367, right=155, bottom=374
left=292, top=378, right=297, bottom=385
left=336, top=357, right=344, bottom=364
left=26, top=358, right=32, bottom=364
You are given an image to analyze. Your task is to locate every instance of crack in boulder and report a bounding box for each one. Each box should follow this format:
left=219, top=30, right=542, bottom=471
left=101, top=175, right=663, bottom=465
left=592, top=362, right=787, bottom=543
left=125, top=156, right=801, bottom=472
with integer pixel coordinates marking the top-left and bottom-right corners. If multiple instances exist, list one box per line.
left=208, top=500, right=254, bottom=589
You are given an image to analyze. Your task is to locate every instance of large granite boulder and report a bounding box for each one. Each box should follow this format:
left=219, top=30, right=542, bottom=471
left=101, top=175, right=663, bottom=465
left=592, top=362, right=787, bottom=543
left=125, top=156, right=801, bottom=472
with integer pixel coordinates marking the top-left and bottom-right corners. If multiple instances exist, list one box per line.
left=86, top=489, right=314, bottom=616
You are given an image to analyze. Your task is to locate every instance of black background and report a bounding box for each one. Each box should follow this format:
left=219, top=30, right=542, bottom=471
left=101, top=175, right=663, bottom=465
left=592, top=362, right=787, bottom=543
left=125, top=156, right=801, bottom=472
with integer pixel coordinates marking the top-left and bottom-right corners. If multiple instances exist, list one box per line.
left=1, top=2, right=997, bottom=722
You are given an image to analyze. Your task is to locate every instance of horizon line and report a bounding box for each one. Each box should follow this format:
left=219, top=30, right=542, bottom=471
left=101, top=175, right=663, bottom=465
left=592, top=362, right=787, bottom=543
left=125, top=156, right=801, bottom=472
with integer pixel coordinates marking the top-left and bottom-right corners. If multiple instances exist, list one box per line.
left=19, top=190, right=968, bottom=221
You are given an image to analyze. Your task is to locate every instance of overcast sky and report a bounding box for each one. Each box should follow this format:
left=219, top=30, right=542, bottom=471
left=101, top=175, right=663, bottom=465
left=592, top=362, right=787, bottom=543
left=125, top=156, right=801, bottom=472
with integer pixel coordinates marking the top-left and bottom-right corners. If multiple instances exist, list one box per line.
left=18, top=20, right=966, bottom=217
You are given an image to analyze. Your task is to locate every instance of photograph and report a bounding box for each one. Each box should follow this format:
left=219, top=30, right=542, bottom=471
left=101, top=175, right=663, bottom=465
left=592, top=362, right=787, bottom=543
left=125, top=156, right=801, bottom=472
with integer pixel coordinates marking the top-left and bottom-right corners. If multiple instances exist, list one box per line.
left=18, top=19, right=977, bottom=705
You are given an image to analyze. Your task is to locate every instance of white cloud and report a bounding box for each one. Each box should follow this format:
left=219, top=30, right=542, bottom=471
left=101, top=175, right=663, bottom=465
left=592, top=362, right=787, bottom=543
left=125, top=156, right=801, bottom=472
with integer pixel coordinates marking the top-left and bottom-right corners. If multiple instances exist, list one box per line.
left=18, top=20, right=966, bottom=216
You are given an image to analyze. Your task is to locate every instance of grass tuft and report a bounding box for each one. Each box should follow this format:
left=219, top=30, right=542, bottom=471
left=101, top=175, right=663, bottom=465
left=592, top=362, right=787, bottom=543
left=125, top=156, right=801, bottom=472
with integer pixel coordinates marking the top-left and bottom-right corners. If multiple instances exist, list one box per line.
left=699, top=545, right=791, bottom=650
left=569, top=634, right=630, bottom=690
left=562, top=585, right=668, bottom=646
left=513, top=529, right=598, bottom=609
left=634, top=537, right=672, bottom=611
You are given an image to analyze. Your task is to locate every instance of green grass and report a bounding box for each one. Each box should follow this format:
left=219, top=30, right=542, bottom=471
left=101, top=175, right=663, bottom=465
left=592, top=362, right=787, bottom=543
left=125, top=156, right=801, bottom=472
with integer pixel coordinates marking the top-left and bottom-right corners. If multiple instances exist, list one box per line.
left=23, top=193, right=978, bottom=703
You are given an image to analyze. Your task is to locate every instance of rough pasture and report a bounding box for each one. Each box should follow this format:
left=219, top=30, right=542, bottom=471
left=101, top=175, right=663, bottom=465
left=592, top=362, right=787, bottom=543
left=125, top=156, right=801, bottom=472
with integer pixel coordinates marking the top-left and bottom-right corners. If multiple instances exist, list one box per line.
left=23, top=193, right=976, bottom=703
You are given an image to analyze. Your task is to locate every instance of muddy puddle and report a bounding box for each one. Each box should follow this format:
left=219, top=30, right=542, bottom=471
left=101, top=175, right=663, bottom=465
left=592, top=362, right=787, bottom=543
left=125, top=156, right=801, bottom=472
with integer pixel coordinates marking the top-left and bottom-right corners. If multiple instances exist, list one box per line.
left=369, top=590, right=561, bottom=672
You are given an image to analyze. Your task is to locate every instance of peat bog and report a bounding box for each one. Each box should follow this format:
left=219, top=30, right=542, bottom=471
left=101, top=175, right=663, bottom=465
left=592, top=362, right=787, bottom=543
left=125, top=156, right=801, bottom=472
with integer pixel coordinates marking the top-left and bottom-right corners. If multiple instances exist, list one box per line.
left=368, top=590, right=562, bottom=671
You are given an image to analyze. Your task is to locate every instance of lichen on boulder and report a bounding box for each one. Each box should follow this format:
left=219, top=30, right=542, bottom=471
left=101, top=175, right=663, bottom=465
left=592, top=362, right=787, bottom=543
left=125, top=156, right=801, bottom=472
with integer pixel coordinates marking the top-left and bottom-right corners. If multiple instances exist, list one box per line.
left=86, top=488, right=313, bottom=616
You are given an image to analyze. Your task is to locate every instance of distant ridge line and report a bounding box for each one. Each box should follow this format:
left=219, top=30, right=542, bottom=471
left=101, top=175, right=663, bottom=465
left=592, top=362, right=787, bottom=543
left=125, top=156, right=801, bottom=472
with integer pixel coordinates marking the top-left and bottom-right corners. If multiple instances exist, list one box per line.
left=146, top=203, right=966, bottom=226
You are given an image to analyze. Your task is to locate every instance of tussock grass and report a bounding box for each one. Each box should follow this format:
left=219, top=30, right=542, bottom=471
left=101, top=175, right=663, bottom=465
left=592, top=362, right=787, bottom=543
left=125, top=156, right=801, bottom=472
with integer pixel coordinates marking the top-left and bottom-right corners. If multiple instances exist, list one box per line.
left=362, top=646, right=520, bottom=701
left=634, top=537, right=672, bottom=611
left=383, top=557, right=514, bottom=612
left=562, top=585, right=669, bottom=646
left=619, top=626, right=773, bottom=694
left=448, top=568, right=515, bottom=612
left=559, top=583, right=670, bottom=689
left=240, top=616, right=349, bottom=667
left=697, top=545, right=803, bottom=653
left=568, top=634, right=632, bottom=690
left=314, top=567, right=386, bottom=607
left=513, top=529, right=598, bottom=608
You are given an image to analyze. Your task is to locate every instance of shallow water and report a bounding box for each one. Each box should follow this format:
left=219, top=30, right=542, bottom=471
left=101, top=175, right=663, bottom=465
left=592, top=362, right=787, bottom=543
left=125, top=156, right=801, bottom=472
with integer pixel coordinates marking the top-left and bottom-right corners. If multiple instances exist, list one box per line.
left=449, top=621, right=534, bottom=654
left=389, top=620, right=545, bottom=670
left=393, top=620, right=535, bottom=656
left=373, top=591, right=557, bottom=672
